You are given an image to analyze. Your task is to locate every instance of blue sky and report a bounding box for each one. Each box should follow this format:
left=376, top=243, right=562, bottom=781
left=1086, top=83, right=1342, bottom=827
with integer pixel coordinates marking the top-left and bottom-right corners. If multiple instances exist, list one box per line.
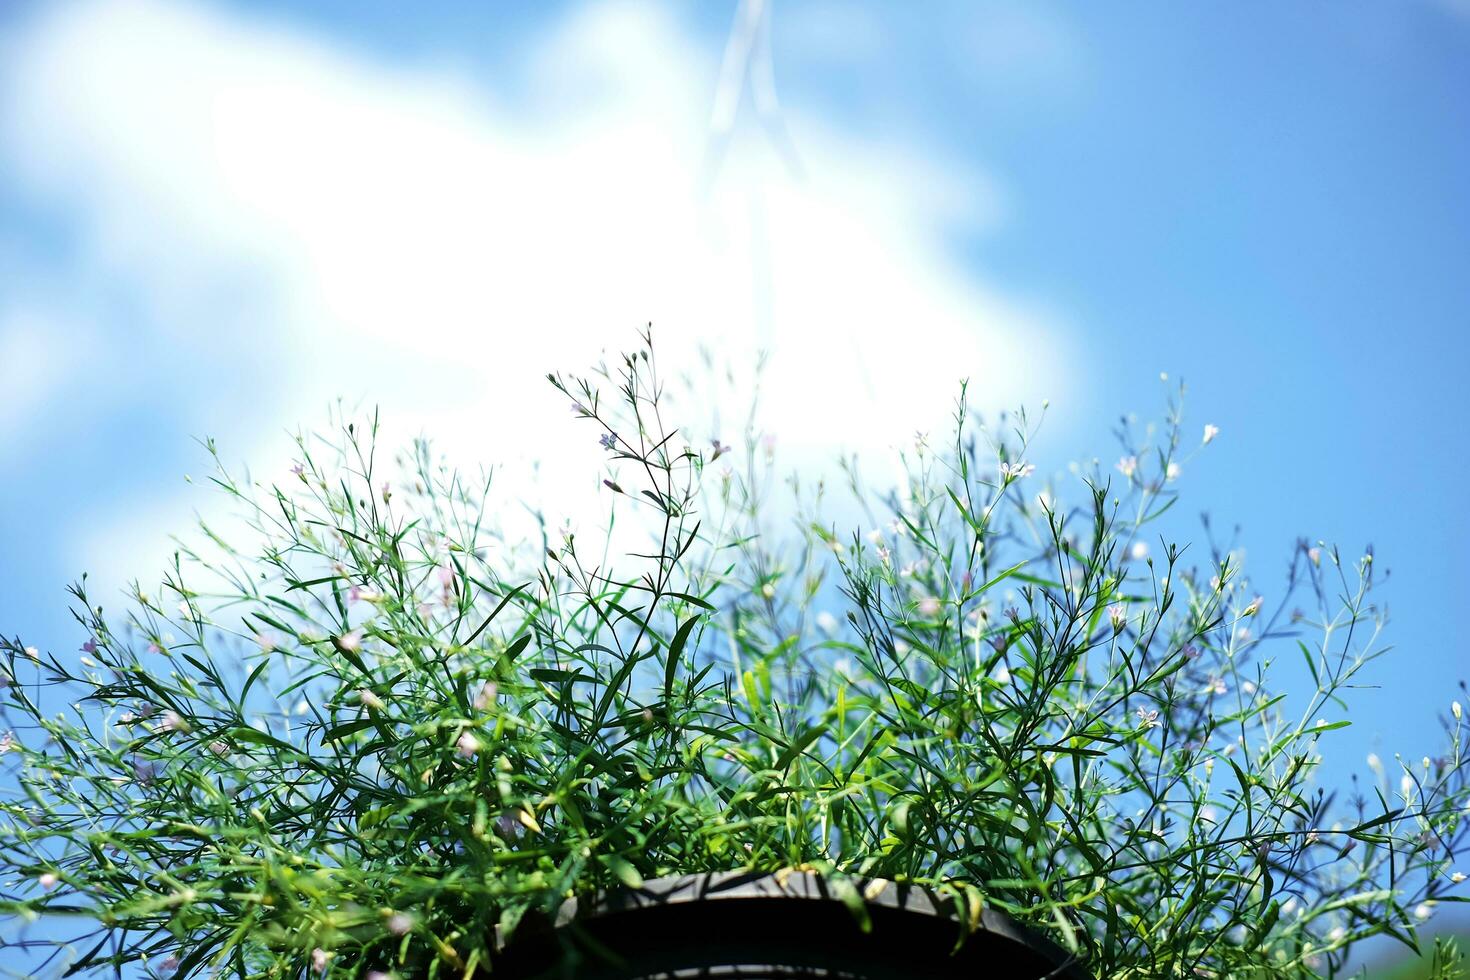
left=1, top=0, right=1468, bottom=971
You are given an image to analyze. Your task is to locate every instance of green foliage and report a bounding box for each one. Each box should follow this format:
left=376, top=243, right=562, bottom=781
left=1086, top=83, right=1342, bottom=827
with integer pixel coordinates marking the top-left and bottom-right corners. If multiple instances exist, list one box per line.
left=1371, top=936, right=1469, bottom=980
left=1, top=331, right=1467, bottom=978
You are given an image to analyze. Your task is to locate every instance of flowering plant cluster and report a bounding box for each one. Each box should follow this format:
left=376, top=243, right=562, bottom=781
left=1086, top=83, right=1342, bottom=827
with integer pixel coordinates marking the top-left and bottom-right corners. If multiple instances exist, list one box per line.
left=1, top=332, right=1467, bottom=978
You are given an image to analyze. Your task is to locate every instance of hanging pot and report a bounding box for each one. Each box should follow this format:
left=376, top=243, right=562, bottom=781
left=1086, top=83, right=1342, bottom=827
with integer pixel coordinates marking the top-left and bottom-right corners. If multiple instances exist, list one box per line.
left=492, top=870, right=1091, bottom=979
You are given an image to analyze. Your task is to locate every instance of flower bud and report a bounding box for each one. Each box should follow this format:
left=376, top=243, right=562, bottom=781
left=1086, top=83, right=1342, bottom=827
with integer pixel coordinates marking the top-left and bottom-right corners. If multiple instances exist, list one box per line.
left=1108, top=604, right=1127, bottom=631
left=456, top=731, right=480, bottom=758
left=160, top=710, right=192, bottom=735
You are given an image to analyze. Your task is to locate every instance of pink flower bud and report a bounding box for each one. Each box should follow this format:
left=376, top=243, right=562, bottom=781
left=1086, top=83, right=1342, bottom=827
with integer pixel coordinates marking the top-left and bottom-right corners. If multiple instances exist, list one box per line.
left=456, top=731, right=480, bottom=758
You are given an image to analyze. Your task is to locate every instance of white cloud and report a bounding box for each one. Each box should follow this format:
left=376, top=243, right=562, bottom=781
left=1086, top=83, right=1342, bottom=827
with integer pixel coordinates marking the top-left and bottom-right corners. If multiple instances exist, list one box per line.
left=0, top=0, right=1075, bottom=591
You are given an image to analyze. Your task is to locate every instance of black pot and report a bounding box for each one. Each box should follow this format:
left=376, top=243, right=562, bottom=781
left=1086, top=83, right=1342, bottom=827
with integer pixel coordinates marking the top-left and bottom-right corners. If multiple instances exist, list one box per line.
left=493, top=870, right=1091, bottom=979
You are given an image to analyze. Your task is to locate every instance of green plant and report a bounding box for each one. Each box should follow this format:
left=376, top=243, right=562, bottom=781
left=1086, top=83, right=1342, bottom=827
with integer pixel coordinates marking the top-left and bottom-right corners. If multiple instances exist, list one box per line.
left=2, top=331, right=1466, bottom=978
left=1372, top=936, right=1468, bottom=980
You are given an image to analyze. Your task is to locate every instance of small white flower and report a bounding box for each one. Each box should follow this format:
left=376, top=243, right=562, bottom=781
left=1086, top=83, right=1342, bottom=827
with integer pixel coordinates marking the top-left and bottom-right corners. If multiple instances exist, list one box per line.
left=474, top=681, right=498, bottom=711
left=1242, top=595, right=1262, bottom=617
left=1203, top=424, right=1220, bottom=445
left=1450, top=872, right=1467, bottom=884
left=1454, top=701, right=1463, bottom=721
left=917, top=596, right=941, bottom=617
left=865, top=528, right=884, bottom=545
left=1135, top=706, right=1160, bottom=729
left=0, top=731, right=15, bottom=754
left=874, top=544, right=891, bottom=564
left=208, top=741, right=229, bottom=756
left=456, top=731, right=480, bottom=758
left=1414, top=902, right=1434, bottom=921
left=1198, top=805, right=1218, bottom=824
left=386, top=912, right=414, bottom=936
left=1165, top=462, right=1181, bottom=481
left=1129, top=541, right=1149, bottom=561
left=22, top=646, right=38, bottom=660
left=1307, top=546, right=1321, bottom=565
left=337, top=630, right=362, bottom=653
left=158, top=955, right=180, bottom=976
left=159, top=710, right=192, bottom=735
left=38, top=872, right=57, bottom=890
left=311, top=947, right=331, bottom=974
left=994, top=665, right=1011, bottom=686
left=1366, top=752, right=1382, bottom=772
left=1108, top=604, right=1127, bottom=630
left=358, top=689, right=385, bottom=711
left=999, top=460, right=1035, bottom=480
left=1401, top=773, right=1415, bottom=797
left=814, top=611, right=838, bottom=634
left=1116, top=455, right=1138, bottom=479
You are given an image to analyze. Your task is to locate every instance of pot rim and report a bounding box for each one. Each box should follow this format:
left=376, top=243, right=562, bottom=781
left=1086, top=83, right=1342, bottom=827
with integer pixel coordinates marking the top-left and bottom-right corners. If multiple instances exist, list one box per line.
left=502, top=869, right=1091, bottom=979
